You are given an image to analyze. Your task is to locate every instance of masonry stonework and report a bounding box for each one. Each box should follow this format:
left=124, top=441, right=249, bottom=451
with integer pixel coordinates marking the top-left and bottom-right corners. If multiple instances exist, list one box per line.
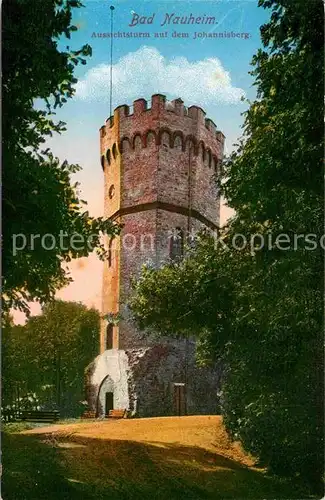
left=86, top=94, right=225, bottom=417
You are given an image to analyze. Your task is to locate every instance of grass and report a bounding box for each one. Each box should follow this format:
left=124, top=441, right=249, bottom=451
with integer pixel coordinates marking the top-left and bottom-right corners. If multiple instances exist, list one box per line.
left=2, top=416, right=314, bottom=499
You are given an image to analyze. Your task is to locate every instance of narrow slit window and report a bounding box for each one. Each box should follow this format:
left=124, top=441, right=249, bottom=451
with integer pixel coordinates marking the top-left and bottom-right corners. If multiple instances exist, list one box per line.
left=106, top=324, right=113, bottom=350
left=169, top=228, right=184, bottom=261
left=108, top=238, right=113, bottom=267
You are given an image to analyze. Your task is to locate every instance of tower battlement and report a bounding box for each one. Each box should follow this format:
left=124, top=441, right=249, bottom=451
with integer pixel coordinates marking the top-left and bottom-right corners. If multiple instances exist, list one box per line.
left=101, top=94, right=224, bottom=131
left=100, top=94, right=225, bottom=171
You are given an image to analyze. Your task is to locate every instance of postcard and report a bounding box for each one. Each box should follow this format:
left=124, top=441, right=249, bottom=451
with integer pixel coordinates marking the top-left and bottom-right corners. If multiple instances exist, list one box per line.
left=2, top=0, right=323, bottom=498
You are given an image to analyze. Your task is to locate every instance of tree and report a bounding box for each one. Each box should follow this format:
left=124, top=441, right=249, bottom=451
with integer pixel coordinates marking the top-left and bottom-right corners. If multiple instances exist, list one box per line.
left=129, top=0, right=324, bottom=492
left=2, top=322, right=31, bottom=413
left=2, top=300, right=100, bottom=417
left=2, top=0, right=120, bottom=319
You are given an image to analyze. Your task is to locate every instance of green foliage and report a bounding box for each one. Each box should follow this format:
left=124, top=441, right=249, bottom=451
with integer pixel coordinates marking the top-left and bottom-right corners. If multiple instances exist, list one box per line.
left=2, top=300, right=100, bottom=417
left=220, top=0, right=324, bottom=487
left=2, top=0, right=120, bottom=318
left=130, top=0, right=324, bottom=492
left=130, top=235, right=233, bottom=358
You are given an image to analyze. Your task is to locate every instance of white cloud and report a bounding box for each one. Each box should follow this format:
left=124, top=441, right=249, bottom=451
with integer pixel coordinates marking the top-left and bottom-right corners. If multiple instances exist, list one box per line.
left=75, top=46, right=244, bottom=106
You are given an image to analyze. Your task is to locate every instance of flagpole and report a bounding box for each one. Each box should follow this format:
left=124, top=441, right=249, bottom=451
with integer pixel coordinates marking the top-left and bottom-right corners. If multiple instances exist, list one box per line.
left=109, top=5, right=115, bottom=118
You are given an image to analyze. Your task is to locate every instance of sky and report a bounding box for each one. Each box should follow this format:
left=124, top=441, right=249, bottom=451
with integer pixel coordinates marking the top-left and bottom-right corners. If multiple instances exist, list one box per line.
left=14, top=0, right=270, bottom=323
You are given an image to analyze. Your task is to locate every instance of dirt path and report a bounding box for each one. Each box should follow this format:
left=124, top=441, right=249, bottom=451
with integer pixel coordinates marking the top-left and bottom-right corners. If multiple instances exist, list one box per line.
left=3, top=416, right=307, bottom=499
left=23, top=415, right=252, bottom=465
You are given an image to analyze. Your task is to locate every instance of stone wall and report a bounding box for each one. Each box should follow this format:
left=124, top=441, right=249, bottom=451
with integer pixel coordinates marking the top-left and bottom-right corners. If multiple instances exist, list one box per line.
left=86, top=342, right=222, bottom=418
left=86, top=350, right=130, bottom=416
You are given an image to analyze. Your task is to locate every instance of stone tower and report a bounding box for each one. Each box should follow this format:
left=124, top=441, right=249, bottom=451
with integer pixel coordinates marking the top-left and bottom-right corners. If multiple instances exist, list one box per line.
left=86, top=94, right=225, bottom=418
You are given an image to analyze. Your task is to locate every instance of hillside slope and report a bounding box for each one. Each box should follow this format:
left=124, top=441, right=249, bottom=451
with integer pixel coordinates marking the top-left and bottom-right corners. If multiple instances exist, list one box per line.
left=3, top=416, right=310, bottom=499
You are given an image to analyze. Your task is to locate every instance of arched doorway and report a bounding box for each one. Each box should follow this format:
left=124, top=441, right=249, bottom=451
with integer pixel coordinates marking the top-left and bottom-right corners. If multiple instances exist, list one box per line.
left=96, top=374, right=114, bottom=417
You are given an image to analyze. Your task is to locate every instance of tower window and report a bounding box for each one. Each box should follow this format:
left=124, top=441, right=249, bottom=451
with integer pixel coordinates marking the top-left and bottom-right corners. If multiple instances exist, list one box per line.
left=161, top=132, right=170, bottom=151
left=108, top=238, right=113, bottom=267
left=106, top=324, right=113, bottom=350
left=108, top=185, right=115, bottom=199
left=174, top=136, right=182, bottom=150
left=112, top=143, right=117, bottom=159
left=169, top=228, right=184, bottom=261
left=146, top=131, right=156, bottom=147
left=134, top=135, right=142, bottom=151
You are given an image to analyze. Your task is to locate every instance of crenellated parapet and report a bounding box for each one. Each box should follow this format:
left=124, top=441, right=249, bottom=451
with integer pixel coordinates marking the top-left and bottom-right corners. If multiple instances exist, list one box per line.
left=100, top=94, right=225, bottom=172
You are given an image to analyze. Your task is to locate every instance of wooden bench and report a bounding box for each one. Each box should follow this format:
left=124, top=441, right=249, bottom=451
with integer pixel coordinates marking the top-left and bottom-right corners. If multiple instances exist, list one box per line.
left=81, top=411, right=96, bottom=419
left=21, top=410, right=60, bottom=423
left=2, top=409, right=21, bottom=422
left=107, top=409, right=127, bottom=419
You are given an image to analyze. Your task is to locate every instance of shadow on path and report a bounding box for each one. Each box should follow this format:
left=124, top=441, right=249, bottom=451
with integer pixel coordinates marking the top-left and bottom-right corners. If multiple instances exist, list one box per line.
left=2, top=431, right=311, bottom=499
